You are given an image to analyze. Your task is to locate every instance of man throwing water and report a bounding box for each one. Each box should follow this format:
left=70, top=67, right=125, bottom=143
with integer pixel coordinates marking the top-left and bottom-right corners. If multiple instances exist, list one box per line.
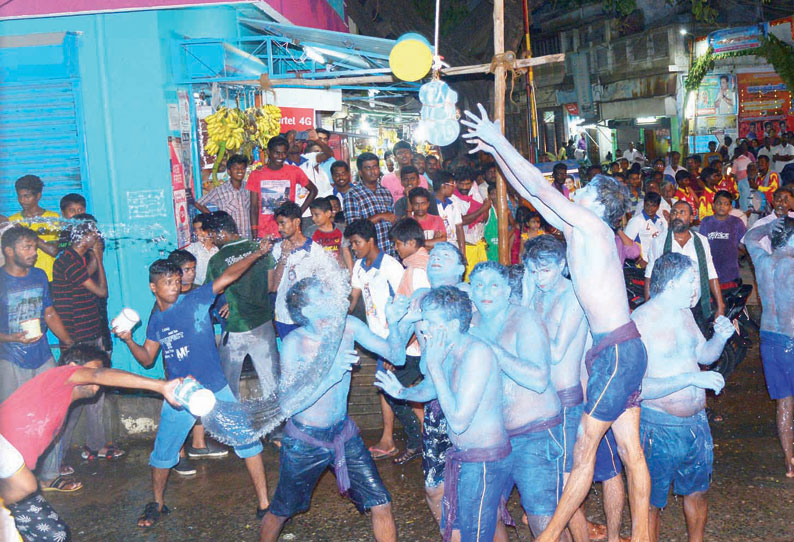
left=462, top=104, right=651, bottom=542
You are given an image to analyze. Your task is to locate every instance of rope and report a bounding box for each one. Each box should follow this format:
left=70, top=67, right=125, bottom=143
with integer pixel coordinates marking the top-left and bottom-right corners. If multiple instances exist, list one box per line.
left=431, top=0, right=448, bottom=77
left=487, top=51, right=527, bottom=105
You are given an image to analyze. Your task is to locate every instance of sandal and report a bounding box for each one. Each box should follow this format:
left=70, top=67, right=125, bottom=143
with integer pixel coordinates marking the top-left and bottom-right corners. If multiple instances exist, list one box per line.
left=393, top=448, right=421, bottom=465
left=42, top=475, right=83, bottom=493
left=60, top=465, right=74, bottom=476
left=97, top=445, right=126, bottom=459
left=138, top=502, right=170, bottom=528
left=256, top=506, right=269, bottom=519
left=369, top=445, right=398, bottom=460
left=81, top=446, right=98, bottom=461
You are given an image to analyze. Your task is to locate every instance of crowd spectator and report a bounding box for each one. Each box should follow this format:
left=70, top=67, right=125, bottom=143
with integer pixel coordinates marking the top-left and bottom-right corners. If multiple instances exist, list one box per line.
left=664, top=151, right=687, bottom=182
left=698, top=191, right=747, bottom=288
left=309, top=197, right=353, bottom=271
left=625, top=192, right=667, bottom=266
left=344, top=152, right=397, bottom=256
left=196, top=154, right=253, bottom=239
left=450, top=166, right=491, bottom=276
left=381, top=141, right=429, bottom=201
left=432, top=171, right=466, bottom=261
left=408, top=187, right=446, bottom=248
left=772, top=132, right=794, bottom=173
left=394, top=166, right=438, bottom=218
left=184, top=213, right=218, bottom=285
left=330, top=160, right=353, bottom=210
left=9, top=175, right=60, bottom=281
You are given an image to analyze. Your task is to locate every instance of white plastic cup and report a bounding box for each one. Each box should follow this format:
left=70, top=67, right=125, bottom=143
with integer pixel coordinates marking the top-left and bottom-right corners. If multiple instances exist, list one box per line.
left=111, top=308, right=140, bottom=333
left=19, top=319, right=42, bottom=340
left=174, top=377, right=216, bottom=417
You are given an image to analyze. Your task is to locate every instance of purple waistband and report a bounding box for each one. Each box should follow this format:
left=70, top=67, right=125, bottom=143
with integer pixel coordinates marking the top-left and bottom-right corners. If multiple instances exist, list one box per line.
left=442, top=441, right=512, bottom=542
left=285, top=417, right=359, bottom=496
left=507, top=413, right=563, bottom=438
left=426, top=399, right=443, bottom=417
left=557, top=384, right=584, bottom=408
left=585, top=321, right=641, bottom=374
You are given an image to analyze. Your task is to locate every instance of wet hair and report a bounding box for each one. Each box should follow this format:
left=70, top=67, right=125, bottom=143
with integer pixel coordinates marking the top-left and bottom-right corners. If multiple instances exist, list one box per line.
left=15, top=175, right=43, bottom=194
left=393, top=140, right=412, bottom=153
left=67, top=213, right=99, bottom=244
left=644, top=192, right=662, bottom=206
left=508, top=264, right=525, bottom=304
left=675, top=170, right=690, bottom=184
left=389, top=217, right=425, bottom=248
left=400, top=165, right=419, bottom=179
left=432, top=170, right=455, bottom=192
left=60, top=342, right=111, bottom=367
left=523, top=234, right=567, bottom=275
left=420, top=286, right=473, bottom=332
left=227, top=154, right=249, bottom=168
left=714, top=190, right=734, bottom=204
left=344, top=218, right=377, bottom=242
left=192, top=212, right=212, bottom=229
left=286, top=277, right=321, bottom=327
left=274, top=201, right=302, bottom=221
left=149, top=259, right=182, bottom=283
left=356, top=152, right=379, bottom=170
left=309, top=197, right=332, bottom=212
left=408, top=187, right=432, bottom=203
left=331, top=160, right=350, bottom=174
left=1, top=226, right=38, bottom=252
left=771, top=217, right=794, bottom=251
left=469, top=261, right=510, bottom=283
left=452, top=166, right=476, bottom=183
left=60, top=193, right=86, bottom=212
left=649, top=252, right=694, bottom=298
left=204, top=210, right=238, bottom=235
left=588, top=174, right=631, bottom=226
left=267, top=135, right=289, bottom=151
left=430, top=242, right=464, bottom=267
left=168, top=249, right=197, bottom=268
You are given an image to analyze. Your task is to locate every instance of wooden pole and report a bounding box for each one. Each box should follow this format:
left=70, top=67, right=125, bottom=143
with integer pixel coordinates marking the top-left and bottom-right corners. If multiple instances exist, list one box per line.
left=493, top=0, right=510, bottom=265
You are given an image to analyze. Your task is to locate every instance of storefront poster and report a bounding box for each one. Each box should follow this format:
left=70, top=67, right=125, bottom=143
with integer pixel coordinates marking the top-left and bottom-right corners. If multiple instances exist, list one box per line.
left=708, top=24, right=766, bottom=54
left=737, top=72, right=794, bottom=140
left=279, top=107, right=315, bottom=130
left=695, top=74, right=737, bottom=116
left=169, top=137, right=191, bottom=248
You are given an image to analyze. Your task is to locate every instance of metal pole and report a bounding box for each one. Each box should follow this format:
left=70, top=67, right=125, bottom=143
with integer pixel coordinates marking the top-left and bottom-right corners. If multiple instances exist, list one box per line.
left=522, top=0, right=539, bottom=163
left=494, top=0, right=510, bottom=265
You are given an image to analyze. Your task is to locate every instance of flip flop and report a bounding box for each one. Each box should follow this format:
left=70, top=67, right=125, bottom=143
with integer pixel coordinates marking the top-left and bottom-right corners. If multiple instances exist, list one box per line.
left=97, top=445, right=126, bottom=459
left=369, top=445, right=399, bottom=460
left=59, top=465, right=74, bottom=476
left=42, top=475, right=83, bottom=493
left=138, top=502, right=170, bottom=528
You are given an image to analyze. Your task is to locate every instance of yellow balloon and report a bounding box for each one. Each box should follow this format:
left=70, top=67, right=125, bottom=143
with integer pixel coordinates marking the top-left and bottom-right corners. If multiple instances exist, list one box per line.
left=390, top=34, right=433, bottom=82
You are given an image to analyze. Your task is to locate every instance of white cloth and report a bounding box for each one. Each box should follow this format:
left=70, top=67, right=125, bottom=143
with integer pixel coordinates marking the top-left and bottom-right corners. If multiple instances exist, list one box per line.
left=272, top=240, right=335, bottom=324
left=624, top=213, right=667, bottom=260
left=437, top=201, right=463, bottom=244
left=742, top=210, right=794, bottom=254
left=450, top=191, right=485, bottom=245
left=623, top=148, right=645, bottom=164
left=757, top=146, right=774, bottom=161
left=295, top=152, right=333, bottom=217
left=351, top=254, right=405, bottom=338
left=771, top=143, right=794, bottom=173
left=0, top=433, right=24, bottom=479
left=663, top=165, right=686, bottom=179
left=185, top=241, right=219, bottom=285
left=644, top=231, right=718, bottom=290
left=732, top=154, right=752, bottom=181
left=633, top=197, right=671, bottom=218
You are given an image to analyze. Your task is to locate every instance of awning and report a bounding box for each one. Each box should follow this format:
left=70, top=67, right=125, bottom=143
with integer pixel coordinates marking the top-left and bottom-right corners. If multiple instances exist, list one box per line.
left=600, top=97, right=677, bottom=121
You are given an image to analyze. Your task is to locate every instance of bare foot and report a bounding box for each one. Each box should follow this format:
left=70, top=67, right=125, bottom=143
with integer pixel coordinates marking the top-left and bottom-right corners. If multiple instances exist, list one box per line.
left=786, top=457, right=794, bottom=478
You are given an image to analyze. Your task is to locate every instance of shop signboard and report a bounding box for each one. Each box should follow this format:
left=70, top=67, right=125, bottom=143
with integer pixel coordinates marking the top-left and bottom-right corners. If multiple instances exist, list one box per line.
left=279, top=107, right=316, bottom=130
left=737, top=72, right=793, bottom=140
left=565, top=103, right=579, bottom=115
left=169, top=137, right=191, bottom=248
left=708, top=24, right=767, bottom=54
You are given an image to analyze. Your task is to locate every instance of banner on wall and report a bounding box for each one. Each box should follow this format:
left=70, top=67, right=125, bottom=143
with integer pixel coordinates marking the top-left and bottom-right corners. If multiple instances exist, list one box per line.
left=169, top=137, right=191, bottom=249
left=695, top=74, right=737, bottom=116
left=737, top=72, right=794, bottom=140
left=708, top=24, right=767, bottom=54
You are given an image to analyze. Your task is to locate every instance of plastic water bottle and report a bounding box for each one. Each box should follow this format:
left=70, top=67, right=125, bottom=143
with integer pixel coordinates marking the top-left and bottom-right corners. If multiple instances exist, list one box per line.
left=174, top=377, right=216, bottom=417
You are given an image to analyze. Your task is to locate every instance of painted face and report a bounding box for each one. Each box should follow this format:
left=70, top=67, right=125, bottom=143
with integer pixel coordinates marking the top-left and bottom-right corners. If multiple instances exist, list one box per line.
left=332, top=167, right=351, bottom=190
left=8, top=237, right=38, bottom=268
left=301, top=286, right=339, bottom=326
left=670, top=268, right=699, bottom=309
left=151, top=273, right=182, bottom=305
left=268, top=144, right=288, bottom=168
left=62, top=203, right=86, bottom=219
left=412, top=196, right=430, bottom=217
left=572, top=183, right=605, bottom=218
left=348, top=234, right=374, bottom=260
left=470, top=268, right=511, bottom=315
left=418, top=305, right=455, bottom=343
left=526, top=258, right=564, bottom=292
left=427, top=246, right=464, bottom=287
left=16, top=189, right=41, bottom=212
left=359, top=159, right=381, bottom=183
left=713, top=196, right=732, bottom=217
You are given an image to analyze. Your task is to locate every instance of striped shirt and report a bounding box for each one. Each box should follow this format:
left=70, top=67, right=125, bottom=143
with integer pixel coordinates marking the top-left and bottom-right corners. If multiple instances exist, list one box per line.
left=344, top=182, right=395, bottom=256
left=198, top=181, right=252, bottom=238
left=51, top=248, right=104, bottom=342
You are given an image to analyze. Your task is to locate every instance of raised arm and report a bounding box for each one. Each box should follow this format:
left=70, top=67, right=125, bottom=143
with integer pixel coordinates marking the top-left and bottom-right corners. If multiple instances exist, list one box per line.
left=744, top=218, right=778, bottom=261
left=69, top=367, right=179, bottom=406
left=114, top=328, right=161, bottom=369
left=211, top=238, right=273, bottom=294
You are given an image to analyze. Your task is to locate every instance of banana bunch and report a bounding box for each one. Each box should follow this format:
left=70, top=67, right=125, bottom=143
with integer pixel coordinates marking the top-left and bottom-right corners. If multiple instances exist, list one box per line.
left=205, top=107, right=246, bottom=155
left=253, top=104, right=282, bottom=149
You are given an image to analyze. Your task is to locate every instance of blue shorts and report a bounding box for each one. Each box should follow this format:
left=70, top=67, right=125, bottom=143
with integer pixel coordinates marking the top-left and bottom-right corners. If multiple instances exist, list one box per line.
left=149, top=385, right=262, bottom=469
left=594, top=428, right=623, bottom=482
left=443, top=454, right=512, bottom=542
left=562, top=403, right=584, bottom=473
left=422, top=400, right=452, bottom=488
left=585, top=336, right=647, bottom=422
left=760, top=331, right=794, bottom=400
left=503, top=425, right=564, bottom=517
left=275, top=320, right=299, bottom=339
left=640, top=407, right=713, bottom=509
left=269, top=418, right=391, bottom=517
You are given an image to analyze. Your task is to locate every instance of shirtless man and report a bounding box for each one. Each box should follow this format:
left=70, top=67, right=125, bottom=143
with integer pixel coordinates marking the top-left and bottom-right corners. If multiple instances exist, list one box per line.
left=259, top=276, right=410, bottom=542
left=523, top=235, right=626, bottom=542
left=632, top=252, right=733, bottom=542
left=745, top=217, right=794, bottom=476
left=462, top=104, right=650, bottom=542
left=467, top=262, right=562, bottom=538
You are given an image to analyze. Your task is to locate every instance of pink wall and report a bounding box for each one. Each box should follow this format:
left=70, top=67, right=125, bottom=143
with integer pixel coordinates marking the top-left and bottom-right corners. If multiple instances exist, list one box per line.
left=0, top=0, right=347, bottom=32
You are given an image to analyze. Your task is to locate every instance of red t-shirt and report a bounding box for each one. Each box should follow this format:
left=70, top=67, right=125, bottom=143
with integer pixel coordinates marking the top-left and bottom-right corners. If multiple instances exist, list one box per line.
left=312, top=228, right=343, bottom=255
left=414, top=214, right=446, bottom=241
left=246, top=165, right=310, bottom=238
left=0, top=365, right=80, bottom=469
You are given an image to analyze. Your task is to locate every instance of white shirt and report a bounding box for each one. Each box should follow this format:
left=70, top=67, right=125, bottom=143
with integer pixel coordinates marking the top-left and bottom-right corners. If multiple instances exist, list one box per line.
left=185, top=241, right=219, bottom=285
left=272, top=239, right=335, bottom=324
left=633, top=197, right=671, bottom=218
left=663, top=165, right=686, bottom=180
left=645, top=231, right=718, bottom=293
left=623, top=148, right=644, bottom=164
left=742, top=210, right=794, bottom=254
left=451, top=191, right=485, bottom=245
left=351, top=253, right=405, bottom=338
left=624, top=212, right=667, bottom=260
left=437, top=199, right=463, bottom=244
left=771, top=143, right=794, bottom=173
left=295, top=152, right=333, bottom=217
left=732, top=154, right=752, bottom=180
left=757, top=146, right=774, bottom=161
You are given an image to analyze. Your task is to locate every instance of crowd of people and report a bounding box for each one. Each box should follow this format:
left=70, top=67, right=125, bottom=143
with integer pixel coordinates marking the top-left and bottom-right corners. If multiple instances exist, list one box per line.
left=0, top=116, right=793, bottom=542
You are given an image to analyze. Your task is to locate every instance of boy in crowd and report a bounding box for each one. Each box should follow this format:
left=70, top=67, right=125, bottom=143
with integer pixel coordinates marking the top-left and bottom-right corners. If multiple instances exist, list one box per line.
left=196, top=154, right=253, bottom=239
left=114, top=242, right=274, bottom=527
left=310, top=197, right=353, bottom=271
left=247, top=137, right=317, bottom=239
left=59, top=193, right=86, bottom=220
left=381, top=141, right=429, bottom=201
left=698, top=191, right=747, bottom=288
left=10, top=175, right=60, bottom=281
left=185, top=214, right=218, bottom=285
left=451, top=167, right=491, bottom=277
left=205, top=210, right=279, bottom=401
left=432, top=171, right=467, bottom=263
left=0, top=344, right=182, bottom=542
left=409, top=188, right=446, bottom=248
left=698, top=167, right=721, bottom=220
left=633, top=253, right=734, bottom=542
left=168, top=250, right=198, bottom=293
left=394, top=166, right=439, bottom=219
left=345, top=219, right=410, bottom=462
left=624, top=192, right=668, bottom=267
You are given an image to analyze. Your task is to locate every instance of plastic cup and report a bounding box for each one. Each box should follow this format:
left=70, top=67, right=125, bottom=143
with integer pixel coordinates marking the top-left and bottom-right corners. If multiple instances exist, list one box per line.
left=19, top=319, right=42, bottom=340
left=174, top=377, right=217, bottom=417
left=111, top=308, right=140, bottom=333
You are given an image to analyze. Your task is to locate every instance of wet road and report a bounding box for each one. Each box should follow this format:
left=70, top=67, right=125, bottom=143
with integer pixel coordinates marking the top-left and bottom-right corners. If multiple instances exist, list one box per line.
left=48, top=332, right=794, bottom=541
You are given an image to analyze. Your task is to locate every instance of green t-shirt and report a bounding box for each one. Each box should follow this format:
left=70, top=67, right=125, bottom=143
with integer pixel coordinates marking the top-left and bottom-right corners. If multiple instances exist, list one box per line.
left=484, top=207, right=500, bottom=262
left=205, top=239, right=275, bottom=332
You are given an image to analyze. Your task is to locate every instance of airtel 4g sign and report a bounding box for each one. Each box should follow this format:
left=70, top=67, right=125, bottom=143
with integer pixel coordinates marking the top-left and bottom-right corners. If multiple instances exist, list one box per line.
left=279, top=107, right=316, bottom=128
